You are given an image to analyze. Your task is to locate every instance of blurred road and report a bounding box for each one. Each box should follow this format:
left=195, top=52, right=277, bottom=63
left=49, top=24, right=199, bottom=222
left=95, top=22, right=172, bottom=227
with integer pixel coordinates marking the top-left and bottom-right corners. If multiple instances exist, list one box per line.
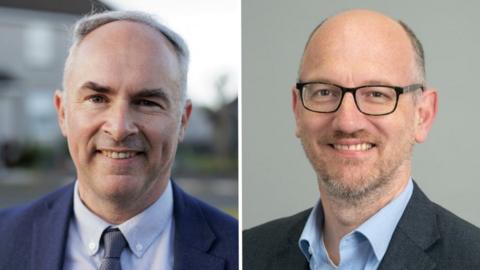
left=0, top=168, right=238, bottom=218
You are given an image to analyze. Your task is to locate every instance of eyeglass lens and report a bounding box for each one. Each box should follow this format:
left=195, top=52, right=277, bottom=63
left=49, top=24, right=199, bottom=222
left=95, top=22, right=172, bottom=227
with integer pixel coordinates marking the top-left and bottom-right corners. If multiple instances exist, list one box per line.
left=302, top=83, right=398, bottom=115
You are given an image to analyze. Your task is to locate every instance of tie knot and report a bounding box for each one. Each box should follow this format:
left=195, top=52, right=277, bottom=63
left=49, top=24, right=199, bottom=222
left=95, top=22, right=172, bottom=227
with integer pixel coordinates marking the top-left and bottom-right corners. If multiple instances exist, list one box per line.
left=102, top=228, right=127, bottom=259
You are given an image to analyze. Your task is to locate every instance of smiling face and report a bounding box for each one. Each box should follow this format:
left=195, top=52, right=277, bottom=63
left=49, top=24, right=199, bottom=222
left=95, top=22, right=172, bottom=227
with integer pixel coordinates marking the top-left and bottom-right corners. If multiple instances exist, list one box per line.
left=55, top=21, right=191, bottom=213
left=293, top=10, right=437, bottom=202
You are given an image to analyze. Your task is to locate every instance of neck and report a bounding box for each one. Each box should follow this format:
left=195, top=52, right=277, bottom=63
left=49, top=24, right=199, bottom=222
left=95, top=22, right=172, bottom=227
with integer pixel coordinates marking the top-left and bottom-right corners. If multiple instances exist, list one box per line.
left=318, top=172, right=410, bottom=265
left=77, top=180, right=167, bottom=225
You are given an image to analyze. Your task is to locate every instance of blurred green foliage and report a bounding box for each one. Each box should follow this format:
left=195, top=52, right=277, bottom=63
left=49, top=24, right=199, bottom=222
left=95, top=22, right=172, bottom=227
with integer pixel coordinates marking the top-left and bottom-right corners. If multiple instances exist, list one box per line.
left=175, top=146, right=237, bottom=178
left=1, top=142, right=55, bottom=168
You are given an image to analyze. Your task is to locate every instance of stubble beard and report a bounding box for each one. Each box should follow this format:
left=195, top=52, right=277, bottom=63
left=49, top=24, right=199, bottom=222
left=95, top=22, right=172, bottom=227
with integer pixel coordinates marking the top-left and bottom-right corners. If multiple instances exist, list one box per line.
left=300, top=130, right=415, bottom=205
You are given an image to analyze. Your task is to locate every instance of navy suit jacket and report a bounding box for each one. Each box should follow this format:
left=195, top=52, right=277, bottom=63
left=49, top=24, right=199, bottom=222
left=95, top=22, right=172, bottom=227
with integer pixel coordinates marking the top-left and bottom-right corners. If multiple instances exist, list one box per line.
left=0, top=181, right=238, bottom=270
left=244, top=182, right=480, bottom=270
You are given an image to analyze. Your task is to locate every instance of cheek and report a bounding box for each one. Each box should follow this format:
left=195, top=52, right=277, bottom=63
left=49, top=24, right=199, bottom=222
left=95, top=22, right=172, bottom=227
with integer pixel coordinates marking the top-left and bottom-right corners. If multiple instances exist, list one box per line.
left=376, top=113, right=416, bottom=147
left=142, top=117, right=181, bottom=152
left=297, top=114, right=329, bottom=138
left=64, top=108, right=102, bottom=157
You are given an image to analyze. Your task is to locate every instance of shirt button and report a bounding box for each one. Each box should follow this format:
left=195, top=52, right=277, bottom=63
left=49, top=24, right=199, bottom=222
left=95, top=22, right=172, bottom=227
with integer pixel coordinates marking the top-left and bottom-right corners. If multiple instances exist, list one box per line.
left=136, top=243, right=144, bottom=252
left=88, top=242, right=96, bottom=250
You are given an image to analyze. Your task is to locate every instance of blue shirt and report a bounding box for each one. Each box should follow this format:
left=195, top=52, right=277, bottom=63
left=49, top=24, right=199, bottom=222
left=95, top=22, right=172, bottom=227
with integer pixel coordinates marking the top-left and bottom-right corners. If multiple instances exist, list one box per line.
left=299, top=179, right=414, bottom=270
left=63, top=180, right=174, bottom=270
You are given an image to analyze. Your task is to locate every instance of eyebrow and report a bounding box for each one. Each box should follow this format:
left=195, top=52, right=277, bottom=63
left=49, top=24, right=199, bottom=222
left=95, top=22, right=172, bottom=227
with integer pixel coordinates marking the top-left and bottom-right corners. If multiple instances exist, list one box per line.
left=80, top=81, right=171, bottom=105
left=359, top=80, right=396, bottom=86
left=81, top=81, right=113, bottom=93
left=300, top=78, right=395, bottom=86
left=134, top=88, right=172, bottom=108
left=134, top=88, right=169, bottom=101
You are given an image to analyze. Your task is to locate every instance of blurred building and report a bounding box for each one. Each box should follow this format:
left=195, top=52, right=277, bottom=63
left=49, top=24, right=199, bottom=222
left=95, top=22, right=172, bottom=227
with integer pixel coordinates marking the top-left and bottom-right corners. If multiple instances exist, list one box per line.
left=0, top=0, right=110, bottom=147
left=183, top=98, right=237, bottom=154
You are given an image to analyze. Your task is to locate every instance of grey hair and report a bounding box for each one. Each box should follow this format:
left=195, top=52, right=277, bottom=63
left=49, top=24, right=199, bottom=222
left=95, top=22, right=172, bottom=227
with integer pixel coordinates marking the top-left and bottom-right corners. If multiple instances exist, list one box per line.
left=298, top=18, right=426, bottom=85
left=398, top=20, right=426, bottom=84
left=63, top=10, right=190, bottom=105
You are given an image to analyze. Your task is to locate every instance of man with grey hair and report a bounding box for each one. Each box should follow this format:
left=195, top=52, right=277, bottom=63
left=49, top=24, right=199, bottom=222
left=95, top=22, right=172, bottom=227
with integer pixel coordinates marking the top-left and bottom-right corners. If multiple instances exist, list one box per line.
left=244, top=9, right=480, bottom=270
left=0, top=10, right=237, bottom=270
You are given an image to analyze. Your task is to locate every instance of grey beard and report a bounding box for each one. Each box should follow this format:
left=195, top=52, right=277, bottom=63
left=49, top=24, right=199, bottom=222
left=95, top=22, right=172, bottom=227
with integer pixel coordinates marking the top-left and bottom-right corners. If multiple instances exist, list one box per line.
left=319, top=172, right=392, bottom=205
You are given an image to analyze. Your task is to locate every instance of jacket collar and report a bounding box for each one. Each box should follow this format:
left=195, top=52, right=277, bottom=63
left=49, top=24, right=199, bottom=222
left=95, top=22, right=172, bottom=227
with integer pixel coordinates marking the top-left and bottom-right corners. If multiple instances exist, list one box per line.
left=282, top=182, right=440, bottom=270
left=171, top=181, right=226, bottom=270
left=32, top=183, right=74, bottom=270
left=378, top=182, right=439, bottom=270
left=273, top=209, right=311, bottom=270
left=30, top=181, right=227, bottom=270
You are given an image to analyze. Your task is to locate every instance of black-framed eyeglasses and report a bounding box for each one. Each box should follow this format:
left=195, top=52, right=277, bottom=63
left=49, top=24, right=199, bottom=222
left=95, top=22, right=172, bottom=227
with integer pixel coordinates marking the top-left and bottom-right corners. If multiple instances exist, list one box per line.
left=295, top=82, right=424, bottom=116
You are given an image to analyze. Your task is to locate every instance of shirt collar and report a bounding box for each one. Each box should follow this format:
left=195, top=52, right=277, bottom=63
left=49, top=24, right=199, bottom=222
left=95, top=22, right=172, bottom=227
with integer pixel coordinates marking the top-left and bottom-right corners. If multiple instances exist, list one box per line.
left=299, top=200, right=323, bottom=262
left=119, top=180, right=173, bottom=258
left=72, top=180, right=174, bottom=258
left=298, top=178, right=414, bottom=263
left=355, top=179, right=413, bottom=260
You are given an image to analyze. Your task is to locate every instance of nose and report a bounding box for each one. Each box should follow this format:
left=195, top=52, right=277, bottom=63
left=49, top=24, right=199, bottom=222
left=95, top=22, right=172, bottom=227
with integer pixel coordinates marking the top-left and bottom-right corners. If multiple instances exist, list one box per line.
left=331, top=93, right=367, bottom=134
left=102, top=102, right=138, bottom=142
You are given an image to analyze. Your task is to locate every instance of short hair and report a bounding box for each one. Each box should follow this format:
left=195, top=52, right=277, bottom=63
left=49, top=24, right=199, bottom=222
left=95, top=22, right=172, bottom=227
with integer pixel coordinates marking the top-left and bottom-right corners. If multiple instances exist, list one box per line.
left=398, top=20, right=426, bottom=83
left=63, top=10, right=190, bottom=105
left=298, top=18, right=426, bottom=84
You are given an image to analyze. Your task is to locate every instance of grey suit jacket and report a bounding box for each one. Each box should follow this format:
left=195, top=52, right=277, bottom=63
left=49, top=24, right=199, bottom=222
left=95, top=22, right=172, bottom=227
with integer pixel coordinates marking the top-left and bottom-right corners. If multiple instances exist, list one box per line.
left=243, top=183, right=480, bottom=270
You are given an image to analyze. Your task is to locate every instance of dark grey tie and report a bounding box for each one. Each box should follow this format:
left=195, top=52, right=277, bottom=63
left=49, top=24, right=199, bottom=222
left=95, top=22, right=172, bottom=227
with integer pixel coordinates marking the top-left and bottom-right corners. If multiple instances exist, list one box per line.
left=99, top=228, right=127, bottom=270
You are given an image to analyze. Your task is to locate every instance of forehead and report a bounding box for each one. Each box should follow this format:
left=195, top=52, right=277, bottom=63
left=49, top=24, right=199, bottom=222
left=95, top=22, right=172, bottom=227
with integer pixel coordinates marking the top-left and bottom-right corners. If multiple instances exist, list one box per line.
left=66, top=21, right=180, bottom=95
left=300, top=12, right=417, bottom=86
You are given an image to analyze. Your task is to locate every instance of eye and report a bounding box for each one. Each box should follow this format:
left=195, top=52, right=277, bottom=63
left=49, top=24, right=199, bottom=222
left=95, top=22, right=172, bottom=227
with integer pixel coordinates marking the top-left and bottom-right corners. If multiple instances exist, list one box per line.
left=309, top=88, right=339, bottom=99
left=369, top=91, right=386, bottom=98
left=359, top=87, right=396, bottom=103
left=316, top=89, right=332, bottom=96
left=87, top=95, right=107, bottom=103
left=134, top=99, right=165, bottom=110
left=136, top=99, right=157, bottom=106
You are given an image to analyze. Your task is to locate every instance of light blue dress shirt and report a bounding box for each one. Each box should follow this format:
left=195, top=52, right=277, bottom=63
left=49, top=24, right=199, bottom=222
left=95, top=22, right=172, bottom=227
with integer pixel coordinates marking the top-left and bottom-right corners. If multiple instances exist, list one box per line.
left=299, top=179, right=414, bottom=270
left=63, top=180, right=174, bottom=270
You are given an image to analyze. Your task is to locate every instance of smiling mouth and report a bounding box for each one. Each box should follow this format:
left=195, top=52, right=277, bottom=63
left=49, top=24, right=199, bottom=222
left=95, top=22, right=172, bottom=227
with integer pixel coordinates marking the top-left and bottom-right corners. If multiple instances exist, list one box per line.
left=100, top=150, right=140, bottom=159
left=331, top=143, right=374, bottom=151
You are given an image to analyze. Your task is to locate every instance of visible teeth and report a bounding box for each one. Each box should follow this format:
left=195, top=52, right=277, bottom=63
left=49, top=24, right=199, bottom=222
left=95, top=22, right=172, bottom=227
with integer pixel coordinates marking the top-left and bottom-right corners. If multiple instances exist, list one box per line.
left=101, top=151, right=138, bottom=159
left=333, top=143, right=373, bottom=151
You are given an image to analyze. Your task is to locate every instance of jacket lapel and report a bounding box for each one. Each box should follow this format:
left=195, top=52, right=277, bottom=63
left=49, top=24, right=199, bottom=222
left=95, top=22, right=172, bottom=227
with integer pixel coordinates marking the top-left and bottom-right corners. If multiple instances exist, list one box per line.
left=378, top=182, right=439, bottom=270
left=171, top=182, right=225, bottom=270
left=378, top=230, right=436, bottom=270
left=31, top=183, right=74, bottom=270
left=271, top=242, right=309, bottom=270
left=272, top=211, right=310, bottom=270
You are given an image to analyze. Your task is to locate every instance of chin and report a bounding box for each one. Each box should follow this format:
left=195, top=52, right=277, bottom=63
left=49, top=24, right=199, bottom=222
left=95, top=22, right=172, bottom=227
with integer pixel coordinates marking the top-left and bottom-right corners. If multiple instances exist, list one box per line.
left=100, top=175, right=142, bottom=195
left=321, top=168, right=388, bottom=200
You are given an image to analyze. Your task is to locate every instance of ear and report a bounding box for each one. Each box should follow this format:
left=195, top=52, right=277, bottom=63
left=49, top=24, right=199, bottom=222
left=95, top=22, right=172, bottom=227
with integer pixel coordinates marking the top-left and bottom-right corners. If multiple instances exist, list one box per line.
left=292, top=86, right=302, bottom=138
left=54, top=90, right=68, bottom=137
left=178, top=99, right=193, bottom=142
left=414, top=88, right=438, bottom=143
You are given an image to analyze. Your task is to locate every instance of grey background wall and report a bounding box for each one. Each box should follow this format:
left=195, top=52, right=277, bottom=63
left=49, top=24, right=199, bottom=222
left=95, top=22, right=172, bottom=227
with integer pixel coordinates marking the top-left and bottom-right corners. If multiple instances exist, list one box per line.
left=243, top=0, right=480, bottom=229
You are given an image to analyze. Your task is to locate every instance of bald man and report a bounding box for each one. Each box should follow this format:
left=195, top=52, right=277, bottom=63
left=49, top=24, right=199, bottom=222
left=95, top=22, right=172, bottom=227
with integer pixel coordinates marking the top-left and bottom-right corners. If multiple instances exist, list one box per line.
left=244, top=10, right=480, bottom=270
